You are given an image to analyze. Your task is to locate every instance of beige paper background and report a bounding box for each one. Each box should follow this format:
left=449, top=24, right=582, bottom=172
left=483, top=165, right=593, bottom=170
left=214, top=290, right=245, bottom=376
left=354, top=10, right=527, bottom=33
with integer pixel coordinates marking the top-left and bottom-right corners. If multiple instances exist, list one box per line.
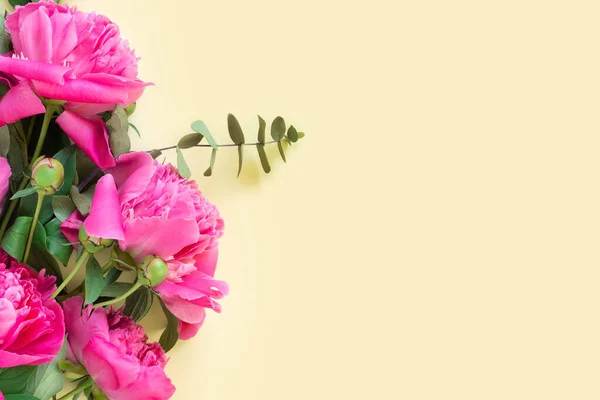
left=3, top=0, right=600, bottom=398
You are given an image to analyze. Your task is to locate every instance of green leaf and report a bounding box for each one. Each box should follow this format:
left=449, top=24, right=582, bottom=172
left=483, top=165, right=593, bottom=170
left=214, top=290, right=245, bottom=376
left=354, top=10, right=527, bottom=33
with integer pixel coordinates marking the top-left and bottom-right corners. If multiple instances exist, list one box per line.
left=227, top=114, right=245, bottom=145
left=0, top=13, right=10, bottom=55
left=27, top=247, right=62, bottom=284
left=270, top=116, right=286, bottom=141
left=5, top=395, right=40, bottom=400
left=25, top=338, right=67, bottom=400
left=51, top=196, right=76, bottom=222
left=257, top=115, right=266, bottom=145
left=129, top=122, right=141, bottom=138
left=0, top=125, right=10, bottom=158
left=287, top=125, right=299, bottom=143
left=204, top=148, right=217, bottom=177
left=237, top=145, right=243, bottom=177
left=8, top=0, right=33, bottom=8
left=178, top=133, right=203, bottom=149
left=7, top=127, right=25, bottom=179
left=256, top=144, right=271, bottom=174
left=69, top=186, right=90, bottom=216
left=53, top=145, right=77, bottom=195
left=191, top=120, right=218, bottom=149
left=159, top=299, right=179, bottom=352
left=100, top=282, right=134, bottom=298
left=10, top=186, right=38, bottom=200
left=18, top=189, right=53, bottom=225
left=44, top=218, right=72, bottom=265
left=106, top=106, right=129, bottom=134
left=149, top=149, right=162, bottom=159
left=124, top=286, right=154, bottom=322
left=277, top=141, right=287, bottom=163
left=298, top=131, right=306, bottom=139
left=1, top=216, right=32, bottom=261
left=108, top=127, right=131, bottom=158
left=176, top=147, right=191, bottom=179
left=104, top=267, right=122, bottom=287
left=0, top=366, right=37, bottom=394
left=85, top=256, right=104, bottom=304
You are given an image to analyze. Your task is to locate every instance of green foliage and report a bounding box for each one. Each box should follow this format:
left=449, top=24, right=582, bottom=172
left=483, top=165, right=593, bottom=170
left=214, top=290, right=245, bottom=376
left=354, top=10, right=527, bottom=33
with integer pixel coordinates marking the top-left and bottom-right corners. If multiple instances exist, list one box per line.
left=257, top=115, right=266, bottom=145
left=51, top=196, right=76, bottom=222
left=44, top=218, right=72, bottom=265
left=52, top=145, right=77, bottom=196
left=8, top=0, right=33, bottom=8
left=204, top=148, right=217, bottom=177
left=159, top=299, right=179, bottom=352
left=24, top=339, right=67, bottom=400
left=256, top=144, right=271, bottom=173
left=107, top=106, right=131, bottom=157
left=270, top=116, right=286, bottom=141
left=191, top=120, right=218, bottom=149
left=149, top=149, right=162, bottom=159
left=0, top=125, right=10, bottom=158
left=0, top=366, right=37, bottom=395
left=100, top=282, right=135, bottom=298
left=176, top=146, right=191, bottom=178
left=124, top=286, right=154, bottom=322
left=227, top=114, right=245, bottom=145
left=10, top=186, right=38, bottom=200
left=178, top=133, right=203, bottom=149
left=85, top=256, right=104, bottom=304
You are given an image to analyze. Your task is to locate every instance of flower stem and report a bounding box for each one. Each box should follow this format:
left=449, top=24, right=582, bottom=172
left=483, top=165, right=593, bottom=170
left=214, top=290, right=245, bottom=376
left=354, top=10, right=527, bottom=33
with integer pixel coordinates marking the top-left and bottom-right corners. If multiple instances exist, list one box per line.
left=150, top=138, right=286, bottom=152
left=26, top=115, right=37, bottom=143
left=93, top=281, right=143, bottom=309
left=56, top=378, right=93, bottom=400
left=52, top=250, right=90, bottom=299
left=23, top=192, right=45, bottom=263
left=0, top=106, right=57, bottom=239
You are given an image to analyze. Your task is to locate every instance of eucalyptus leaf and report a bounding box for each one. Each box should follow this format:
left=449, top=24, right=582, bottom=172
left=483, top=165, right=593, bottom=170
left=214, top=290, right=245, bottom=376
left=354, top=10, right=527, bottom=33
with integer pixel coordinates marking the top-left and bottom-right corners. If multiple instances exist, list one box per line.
left=277, top=141, right=287, bottom=163
left=270, top=116, right=286, bottom=141
left=287, top=125, right=299, bottom=143
left=149, top=149, right=162, bottom=159
left=256, top=144, right=271, bottom=174
left=176, top=147, right=191, bottom=179
left=109, top=127, right=131, bottom=158
left=44, top=218, right=72, bottom=265
left=25, top=338, right=67, bottom=400
left=69, top=185, right=90, bottom=215
left=106, top=106, right=129, bottom=134
left=257, top=115, right=266, bottom=145
left=298, top=131, right=306, bottom=139
left=178, top=133, right=203, bottom=149
left=191, top=120, right=218, bottom=149
left=51, top=196, right=76, bottom=222
left=85, top=256, right=104, bottom=304
left=129, top=122, right=141, bottom=138
left=159, top=300, right=179, bottom=352
left=227, top=114, right=245, bottom=145
left=124, top=286, right=153, bottom=322
left=237, top=145, right=243, bottom=177
left=0, top=125, right=10, bottom=158
left=204, top=148, right=217, bottom=177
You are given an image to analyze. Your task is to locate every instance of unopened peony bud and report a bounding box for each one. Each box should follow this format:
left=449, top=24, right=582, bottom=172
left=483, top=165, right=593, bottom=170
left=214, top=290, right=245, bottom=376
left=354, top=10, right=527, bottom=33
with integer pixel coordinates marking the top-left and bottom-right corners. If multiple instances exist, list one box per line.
left=31, top=157, right=64, bottom=195
left=79, top=226, right=113, bottom=254
left=139, top=255, right=168, bottom=287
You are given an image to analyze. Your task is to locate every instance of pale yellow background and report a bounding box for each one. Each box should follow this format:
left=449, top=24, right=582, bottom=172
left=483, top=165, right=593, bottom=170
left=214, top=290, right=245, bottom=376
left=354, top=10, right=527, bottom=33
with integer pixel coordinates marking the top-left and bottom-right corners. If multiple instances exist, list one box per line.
left=4, top=0, right=600, bottom=399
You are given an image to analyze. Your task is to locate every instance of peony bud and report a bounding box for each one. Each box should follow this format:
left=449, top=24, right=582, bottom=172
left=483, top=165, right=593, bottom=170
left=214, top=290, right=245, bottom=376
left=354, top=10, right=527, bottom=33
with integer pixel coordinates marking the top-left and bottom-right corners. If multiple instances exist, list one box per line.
left=78, top=226, right=113, bottom=254
left=138, top=255, right=168, bottom=287
left=31, top=157, right=64, bottom=195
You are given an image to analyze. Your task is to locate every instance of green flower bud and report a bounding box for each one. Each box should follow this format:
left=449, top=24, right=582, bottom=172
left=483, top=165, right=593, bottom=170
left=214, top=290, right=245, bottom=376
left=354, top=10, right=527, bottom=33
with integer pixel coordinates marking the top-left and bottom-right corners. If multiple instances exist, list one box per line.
left=139, top=255, right=168, bottom=287
left=125, top=102, right=136, bottom=116
left=31, top=157, right=64, bottom=195
left=79, top=226, right=112, bottom=254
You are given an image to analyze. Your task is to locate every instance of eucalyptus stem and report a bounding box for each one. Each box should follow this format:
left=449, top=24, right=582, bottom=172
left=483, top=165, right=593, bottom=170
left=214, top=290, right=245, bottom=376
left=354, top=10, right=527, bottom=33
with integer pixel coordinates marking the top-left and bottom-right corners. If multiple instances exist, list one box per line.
left=0, top=106, right=56, bottom=239
left=56, top=379, right=93, bottom=400
left=93, top=281, right=143, bottom=309
left=52, top=250, right=90, bottom=299
left=23, top=192, right=44, bottom=263
left=150, top=138, right=284, bottom=152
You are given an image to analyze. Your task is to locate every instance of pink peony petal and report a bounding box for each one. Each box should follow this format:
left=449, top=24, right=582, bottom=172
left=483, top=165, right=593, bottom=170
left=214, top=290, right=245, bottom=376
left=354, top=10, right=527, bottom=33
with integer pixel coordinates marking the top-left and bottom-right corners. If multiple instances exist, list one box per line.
left=84, top=174, right=125, bottom=241
left=19, top=8, right=53, bottom=63
left=32, top=79, right=128, bottom=104
left=62, top=297, right=110, bottom=364
left=56, top=110, right=116, bottom=169
left=114, top=365, right=176, bottom=400
left=160, top=295, right=213, bottom=325
left=0, top=82, right=45, bottom=126
left=0, top=56, right=72, bottom=84
left=83, top=336, right=141, bottom=393
left=60, top=210, right=84, bottom=247
left=177, top=318, right=205, bottom=341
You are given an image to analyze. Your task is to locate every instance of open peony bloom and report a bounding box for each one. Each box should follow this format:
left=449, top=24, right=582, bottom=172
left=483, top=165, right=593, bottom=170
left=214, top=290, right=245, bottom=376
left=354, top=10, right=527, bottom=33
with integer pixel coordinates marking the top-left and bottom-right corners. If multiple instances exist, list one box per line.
left=1, top=1, right=150, bottom=168
left=0, top=157, right=10, bottom=205
left=63, top=297, right=175, bottom=400
left=0, top=248, right=65, bottom=368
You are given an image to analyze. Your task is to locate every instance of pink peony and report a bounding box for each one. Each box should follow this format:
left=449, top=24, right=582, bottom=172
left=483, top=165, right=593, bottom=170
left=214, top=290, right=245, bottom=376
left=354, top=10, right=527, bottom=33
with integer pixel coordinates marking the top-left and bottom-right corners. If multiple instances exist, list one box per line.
left=107, top=152, right=228, bottom=339
left=1, top=1, right=150, bottom=168
left=0, top=157, right=10, bottom=205
left=63, top=297, right=175, bottom=400
left=0, top=248, right=65, bottom=367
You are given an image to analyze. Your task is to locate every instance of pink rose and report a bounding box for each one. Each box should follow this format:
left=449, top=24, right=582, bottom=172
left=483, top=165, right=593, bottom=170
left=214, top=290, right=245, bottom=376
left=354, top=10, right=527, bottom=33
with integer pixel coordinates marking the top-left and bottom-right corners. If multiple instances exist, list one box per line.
left=1, top=1, right=150, bottom=168
left=0, top=248, right=65, bottom=367
left=63, top=297, right=175, bottom=400
left=0, top=157, right=10, bottom=205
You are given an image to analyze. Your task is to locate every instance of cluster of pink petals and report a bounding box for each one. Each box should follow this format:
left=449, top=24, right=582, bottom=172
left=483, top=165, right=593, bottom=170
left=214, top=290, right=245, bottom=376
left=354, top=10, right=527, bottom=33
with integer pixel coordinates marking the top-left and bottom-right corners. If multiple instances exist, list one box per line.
left=60, top=152, right=228, bottom=339
left=0, top=1, right=150, bottom=169
left=63, top=297, right=175, bottom=400
left=0, top=248, right=65, bottom=368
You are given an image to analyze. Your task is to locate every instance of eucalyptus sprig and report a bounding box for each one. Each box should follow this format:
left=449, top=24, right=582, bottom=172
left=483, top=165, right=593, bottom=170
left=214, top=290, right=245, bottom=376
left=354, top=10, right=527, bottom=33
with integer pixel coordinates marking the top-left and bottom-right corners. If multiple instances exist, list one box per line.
left=148, top=114, right=305, bottom=178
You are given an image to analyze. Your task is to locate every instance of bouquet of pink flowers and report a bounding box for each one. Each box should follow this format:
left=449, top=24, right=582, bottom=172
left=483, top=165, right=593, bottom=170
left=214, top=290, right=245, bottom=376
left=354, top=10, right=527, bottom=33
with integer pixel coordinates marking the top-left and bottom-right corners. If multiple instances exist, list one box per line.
left=0, top=1, right=303, bottom=399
